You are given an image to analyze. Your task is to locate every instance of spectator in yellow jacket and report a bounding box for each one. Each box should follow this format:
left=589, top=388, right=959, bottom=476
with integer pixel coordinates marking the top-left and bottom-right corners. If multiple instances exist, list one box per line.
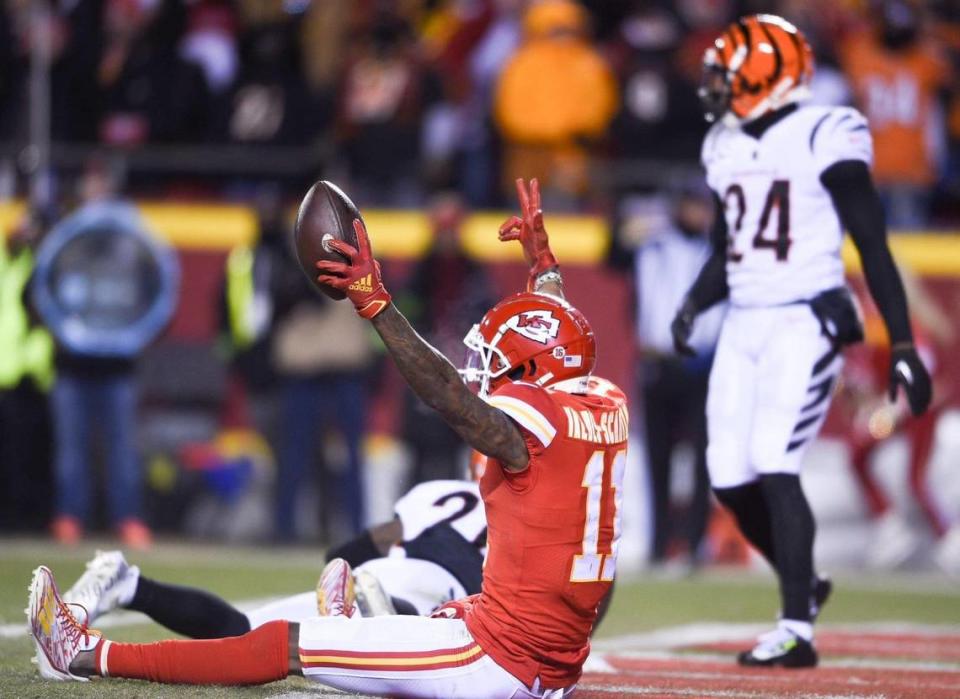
left=494, top=0, right=618, bottom=206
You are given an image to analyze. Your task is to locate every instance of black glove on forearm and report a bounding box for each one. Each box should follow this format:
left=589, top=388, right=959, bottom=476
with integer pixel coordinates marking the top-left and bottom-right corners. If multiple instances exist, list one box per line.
left=889, top=344, right=932, bottom=416
left=821, top=160, right=913, bottom=346
left=671, top=297, right=698, bottom=357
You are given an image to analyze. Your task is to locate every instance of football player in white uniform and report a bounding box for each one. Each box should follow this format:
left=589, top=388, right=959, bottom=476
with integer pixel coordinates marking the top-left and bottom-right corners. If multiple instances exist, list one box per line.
left=62, top=479, right=486, bottom=638
left=671, top=15, right=932, bottom=668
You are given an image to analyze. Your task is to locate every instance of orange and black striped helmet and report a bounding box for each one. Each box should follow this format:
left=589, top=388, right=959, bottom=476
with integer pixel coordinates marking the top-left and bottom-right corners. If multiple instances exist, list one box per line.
left=699, top=15, right=814, bottom=125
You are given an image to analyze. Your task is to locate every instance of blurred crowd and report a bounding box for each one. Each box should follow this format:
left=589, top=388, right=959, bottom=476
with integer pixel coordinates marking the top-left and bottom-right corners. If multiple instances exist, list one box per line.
left=0, top=0, right=959, bottom=224
left=0, top=156, right=504, bottom=549
left=2, top=0, right=960, bottom=568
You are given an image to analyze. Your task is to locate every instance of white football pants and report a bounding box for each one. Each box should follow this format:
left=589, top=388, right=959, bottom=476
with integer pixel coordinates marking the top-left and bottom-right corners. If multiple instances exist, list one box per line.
left=298, top=615, right=575, bottom=699
left=706, top=304, right=843, bottom=488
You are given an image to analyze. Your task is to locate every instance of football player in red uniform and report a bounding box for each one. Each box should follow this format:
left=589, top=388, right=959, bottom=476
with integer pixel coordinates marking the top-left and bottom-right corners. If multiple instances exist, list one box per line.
left=28, top=179, right=628, bottom=699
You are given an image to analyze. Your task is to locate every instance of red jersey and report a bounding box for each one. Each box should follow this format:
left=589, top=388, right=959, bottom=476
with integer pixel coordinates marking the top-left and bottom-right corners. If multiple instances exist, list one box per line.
left=465, top=376, right=629, bottom=689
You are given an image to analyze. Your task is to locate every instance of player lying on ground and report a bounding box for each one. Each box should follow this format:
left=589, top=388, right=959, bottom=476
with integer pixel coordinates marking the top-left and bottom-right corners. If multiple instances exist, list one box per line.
left=671, top=15, right=932, bottom=669
left=61, top=480, right=488, bottom=639
left=65, top=464, right=611, bottom=637
left=30, top=178, right=629, bottom=698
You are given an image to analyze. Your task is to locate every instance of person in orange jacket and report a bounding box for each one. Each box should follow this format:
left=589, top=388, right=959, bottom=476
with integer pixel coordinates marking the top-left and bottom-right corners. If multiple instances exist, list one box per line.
left=839, top=0, right=953, bottom=227
left=494, top=0, right=618, bottom=206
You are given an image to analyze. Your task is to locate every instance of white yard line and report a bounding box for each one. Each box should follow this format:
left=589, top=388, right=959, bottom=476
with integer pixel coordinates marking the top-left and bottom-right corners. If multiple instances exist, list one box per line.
left=828, top=621, right=960, bottom=638
left=593, top=662, right=960, bottom=689
left=586, top=623, right=960, bottom=674
left=577, top=684, right=888, bottom=699
left=636, top=650, right=960, bottom=674
left=592, top=622, right=960, bottom=652
left=592, top=623, right=771, bottom=651
left=581, top=653, right=618, bottom=674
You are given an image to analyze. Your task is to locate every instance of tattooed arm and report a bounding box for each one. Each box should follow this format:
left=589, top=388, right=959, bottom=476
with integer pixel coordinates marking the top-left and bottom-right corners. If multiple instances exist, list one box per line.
left=315, top=219, right=530, bottom=471
left=372, top=305, right=530, bottom=471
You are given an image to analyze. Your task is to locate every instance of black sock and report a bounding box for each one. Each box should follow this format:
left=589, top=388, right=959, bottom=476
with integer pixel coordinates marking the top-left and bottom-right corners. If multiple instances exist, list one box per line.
left=713, top=481, right=777, bottom=567
left=760, top=473, right=815, bottom=622
left=129, top=576, right=252, bottom=639
left=326, top=529, right=383, bottom=567
left=391, top=596, right=419, bottom=616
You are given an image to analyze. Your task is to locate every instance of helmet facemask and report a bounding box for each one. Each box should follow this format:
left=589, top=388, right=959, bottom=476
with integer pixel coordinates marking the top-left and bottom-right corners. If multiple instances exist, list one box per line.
left=698, top=58, right=732, bottom=124
left=460, top=324, right=511, bottom=398
left=700, top=15, right=814, bottom=127
left=460, top=292, right=597, bottom=399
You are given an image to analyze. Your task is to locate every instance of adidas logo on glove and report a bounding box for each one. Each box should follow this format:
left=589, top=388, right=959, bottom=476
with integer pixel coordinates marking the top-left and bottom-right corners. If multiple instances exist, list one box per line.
left=348, top=274, right=374, bottom=294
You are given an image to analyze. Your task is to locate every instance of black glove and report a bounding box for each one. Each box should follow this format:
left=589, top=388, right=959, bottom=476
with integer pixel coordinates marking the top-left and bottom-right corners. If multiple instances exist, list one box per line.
left=889, top=344, right=932, bottom=416
left=671, top=298, right=698, bottom=357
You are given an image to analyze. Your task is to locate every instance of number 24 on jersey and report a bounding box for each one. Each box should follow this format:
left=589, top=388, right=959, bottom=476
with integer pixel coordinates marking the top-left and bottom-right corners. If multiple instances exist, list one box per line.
left=724, top=179, right=792, bottom=262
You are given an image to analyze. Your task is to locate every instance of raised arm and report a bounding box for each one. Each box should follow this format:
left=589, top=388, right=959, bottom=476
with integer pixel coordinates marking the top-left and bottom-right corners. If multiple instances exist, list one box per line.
left=316, top=220, right=529, bottom=471
left=498, top=178, right=564, bottom=298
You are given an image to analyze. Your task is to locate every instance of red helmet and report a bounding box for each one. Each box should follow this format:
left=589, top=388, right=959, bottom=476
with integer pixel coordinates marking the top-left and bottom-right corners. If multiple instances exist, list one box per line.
left=461, top=292, right=596, bottom=397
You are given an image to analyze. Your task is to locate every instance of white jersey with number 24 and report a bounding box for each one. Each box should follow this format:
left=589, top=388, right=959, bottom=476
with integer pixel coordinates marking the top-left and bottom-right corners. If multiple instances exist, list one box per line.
left=702, top=105, right=873, bottom=307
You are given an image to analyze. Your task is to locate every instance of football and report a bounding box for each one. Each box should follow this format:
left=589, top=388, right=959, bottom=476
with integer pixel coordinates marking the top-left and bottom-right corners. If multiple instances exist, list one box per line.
left=293, top=180, right=363, bottom=300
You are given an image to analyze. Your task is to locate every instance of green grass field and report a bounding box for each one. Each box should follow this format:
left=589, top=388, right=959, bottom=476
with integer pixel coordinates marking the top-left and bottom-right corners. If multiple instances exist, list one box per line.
left=2, top=538, right=958, bottom=697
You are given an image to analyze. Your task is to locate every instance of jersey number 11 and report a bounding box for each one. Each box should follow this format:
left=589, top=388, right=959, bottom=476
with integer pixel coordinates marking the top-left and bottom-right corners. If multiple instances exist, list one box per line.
left=571, top=449, right=626, bottom=583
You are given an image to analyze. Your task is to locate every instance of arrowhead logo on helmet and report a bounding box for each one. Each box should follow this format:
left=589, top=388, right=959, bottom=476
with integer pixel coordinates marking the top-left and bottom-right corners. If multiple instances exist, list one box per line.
left=506, top=311, right=561, bottom=344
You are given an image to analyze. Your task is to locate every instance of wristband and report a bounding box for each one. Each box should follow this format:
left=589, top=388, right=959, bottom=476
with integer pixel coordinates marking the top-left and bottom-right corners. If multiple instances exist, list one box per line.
left=533, top=269, right=563, bottom=292
left=356, top=295, right=391, bottom=320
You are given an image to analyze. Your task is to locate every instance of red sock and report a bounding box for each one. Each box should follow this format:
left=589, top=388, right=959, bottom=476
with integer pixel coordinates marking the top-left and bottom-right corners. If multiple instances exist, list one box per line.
left=97, top=620, right=289, bottom=685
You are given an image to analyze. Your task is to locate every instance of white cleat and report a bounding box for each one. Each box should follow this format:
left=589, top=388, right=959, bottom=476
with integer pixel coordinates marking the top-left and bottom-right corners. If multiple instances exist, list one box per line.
left=316, top=558, right=357, bottom=617
left=27, top=566, right=102, bottom=681
left=737, top=626, right=817, bottom=668
left=63, top=550, right=139, bottom=625
left=354, top=568, right=396, bottom=617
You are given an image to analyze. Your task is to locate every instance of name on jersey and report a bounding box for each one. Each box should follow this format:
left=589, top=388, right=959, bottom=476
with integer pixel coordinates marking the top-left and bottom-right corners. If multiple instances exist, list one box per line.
left=563, top=405, right=629, bottom=444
